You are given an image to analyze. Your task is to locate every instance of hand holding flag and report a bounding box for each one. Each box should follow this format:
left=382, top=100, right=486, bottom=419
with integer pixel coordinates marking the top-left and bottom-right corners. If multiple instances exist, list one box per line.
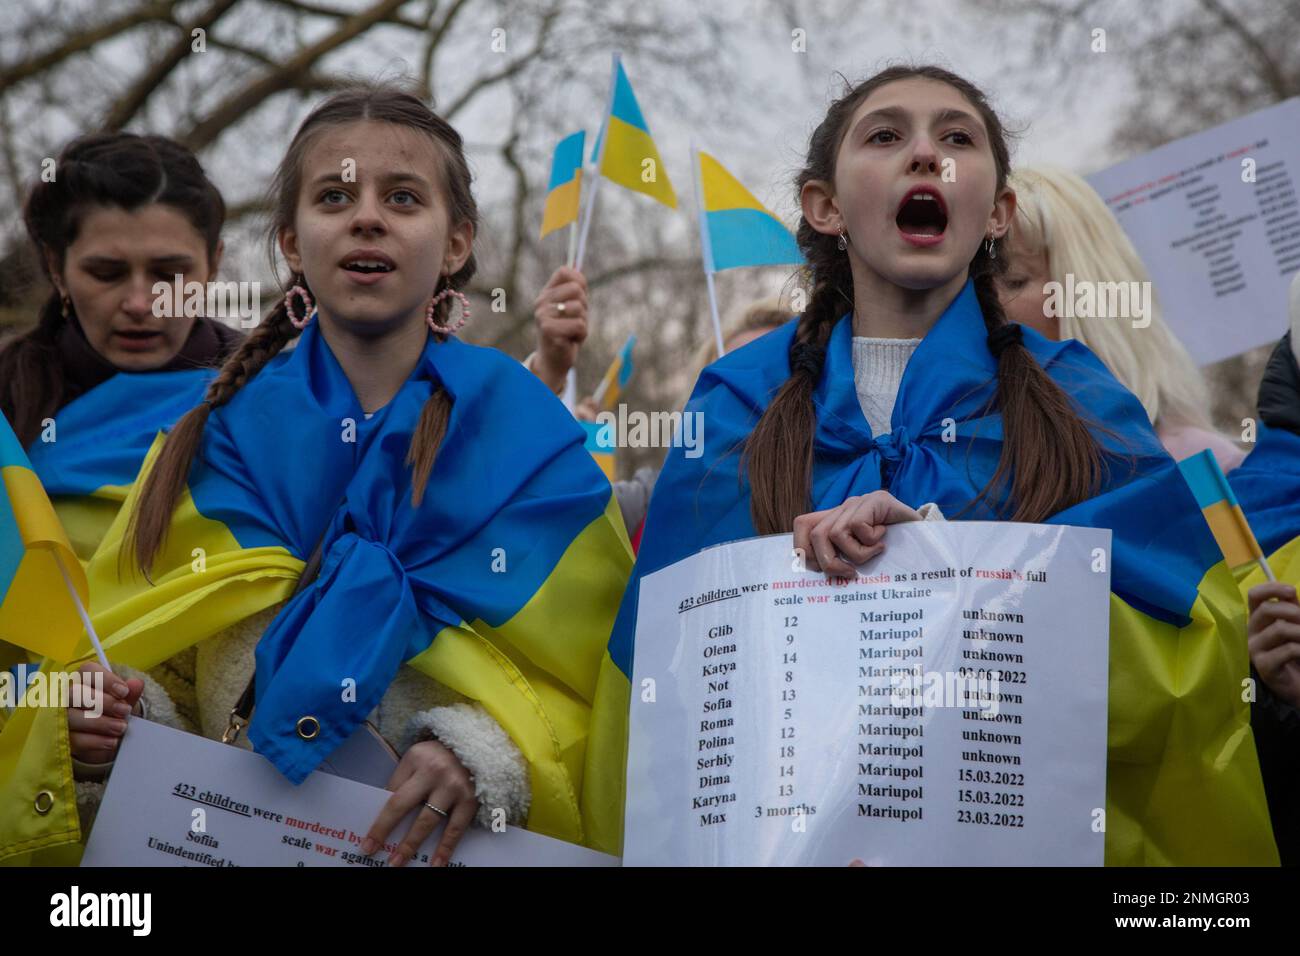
left=0, top=412, right=108, bottom=666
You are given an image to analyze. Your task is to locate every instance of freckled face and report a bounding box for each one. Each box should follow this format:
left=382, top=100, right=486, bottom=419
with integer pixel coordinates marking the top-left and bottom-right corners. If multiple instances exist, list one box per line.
left=997, top=228, right=1060, bottom=339
left=825, top=77, right=1008, bottom=291
left=280, top=120, right=472, bottom=337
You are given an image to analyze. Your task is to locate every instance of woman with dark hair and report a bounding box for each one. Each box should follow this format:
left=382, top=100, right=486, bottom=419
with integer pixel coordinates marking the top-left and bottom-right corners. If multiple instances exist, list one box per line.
left=0, top=131, right=240, bottom=561
left=619, top=65, right=1277, bottom=865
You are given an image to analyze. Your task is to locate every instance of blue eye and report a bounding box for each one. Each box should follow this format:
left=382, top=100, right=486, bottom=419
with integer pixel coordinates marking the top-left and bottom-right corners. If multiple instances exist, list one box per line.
left=321, top=188, right=349, bottom=205
left=389, top=190, right=418, bottom=206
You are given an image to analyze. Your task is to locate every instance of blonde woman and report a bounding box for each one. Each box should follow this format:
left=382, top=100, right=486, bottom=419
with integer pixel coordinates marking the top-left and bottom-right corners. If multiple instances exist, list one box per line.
left=675, top=297, right=791, bottom=408
left=998, top=165, right=1244, bottom=471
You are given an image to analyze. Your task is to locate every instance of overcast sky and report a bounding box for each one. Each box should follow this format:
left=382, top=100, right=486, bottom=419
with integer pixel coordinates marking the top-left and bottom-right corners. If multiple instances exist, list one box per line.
left=0, top=0, right=1149, bottom=301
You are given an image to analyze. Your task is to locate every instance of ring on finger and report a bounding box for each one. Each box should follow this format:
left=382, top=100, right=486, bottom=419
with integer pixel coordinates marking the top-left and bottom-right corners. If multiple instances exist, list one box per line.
left=555, top=301, right=567, bottom=314
left=424, top=802, right=449, bottom=818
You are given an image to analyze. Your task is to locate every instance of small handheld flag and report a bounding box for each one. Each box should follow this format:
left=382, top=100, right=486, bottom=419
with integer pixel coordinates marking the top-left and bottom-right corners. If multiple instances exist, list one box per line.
left=575, top=53, right=676, bottom=268
left=0, top=413, right=108, bottom=663
left=697, top=150, right=802, bottom=273
left=691, top=144, right=802, bottom=356
left=1177, top=449, right=1273, bottom=579
left=581, top=420, right=616, bottom=482
left=593, top=58, right=676, bottom=208
left=540, top=130, right=585, bottom=240
left=592, top=334, right=636, bottom=410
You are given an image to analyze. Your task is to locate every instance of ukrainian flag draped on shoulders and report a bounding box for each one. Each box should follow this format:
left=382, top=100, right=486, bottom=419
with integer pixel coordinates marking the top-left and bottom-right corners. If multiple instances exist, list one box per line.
left=25, top=371, right=218, bottom=563
left=617, top=279, right=1277, bottom=865
left=19, top=314, right=240, bottom=565
left=0, top=322, right=633, bottom=862
left=1230, top=330, right=1300, bottom=582
left=1228, top=423, right=1300, bottom=561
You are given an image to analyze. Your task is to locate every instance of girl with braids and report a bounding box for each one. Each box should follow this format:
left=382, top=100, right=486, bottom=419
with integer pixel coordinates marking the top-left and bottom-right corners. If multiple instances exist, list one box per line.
left=614, top=66, right=1277, bottom=864
left=0, top=132, right=240, bottom=563
left=0, top=83, right=632, bottom=865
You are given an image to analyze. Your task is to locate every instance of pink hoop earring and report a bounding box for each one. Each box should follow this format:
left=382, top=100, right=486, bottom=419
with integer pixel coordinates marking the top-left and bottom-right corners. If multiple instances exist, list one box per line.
left=427, top=286, right=470, bottom=335
left=284, top=285, right=314, bottom=330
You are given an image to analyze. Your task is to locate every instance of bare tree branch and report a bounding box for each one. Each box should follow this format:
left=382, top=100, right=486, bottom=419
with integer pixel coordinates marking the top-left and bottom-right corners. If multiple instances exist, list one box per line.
left=442, top=3, right=561, bottom=119
left=0, top=0, right=184, bottom=89
left=420, top=0, right=474, bottom=96
left=204, top=37, right=280, bottom=70
left=587, top=256, right=700, bottom=290
left=1198, top=0, right=1294, bottom=99
left=103, top=0, right=243, bottom=130
left=262, top=0, right=426, bottom=30
left=177, top=0, right=411, bottom=150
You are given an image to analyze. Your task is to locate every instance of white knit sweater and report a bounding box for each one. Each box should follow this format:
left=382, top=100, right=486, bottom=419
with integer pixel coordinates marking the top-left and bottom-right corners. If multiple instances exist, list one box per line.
left=852, top=335, right=922, bottom=437
left=852, top=335, right=944, bottom=523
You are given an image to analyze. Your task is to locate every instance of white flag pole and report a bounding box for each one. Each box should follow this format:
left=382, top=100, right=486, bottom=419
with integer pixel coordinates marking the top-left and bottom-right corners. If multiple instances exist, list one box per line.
left=575, top=52, right=620, bottom=271
left=591, top=369, right=613, bottom=408
left=562, top=367, right=578, bottom=411
left=53, top=550, right=110, bottom=670
left=573, top=170, right=602, bottom=272
left=566, top=220, right=579, bottom=268
left=691, top=141, right=726, bottom=357
left=591, top=334, right=632, bottom=408
left=705, top=272, right=724, bottom=358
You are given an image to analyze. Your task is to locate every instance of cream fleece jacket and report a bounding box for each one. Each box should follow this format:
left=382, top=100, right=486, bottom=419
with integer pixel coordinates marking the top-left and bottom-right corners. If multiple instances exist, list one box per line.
left=74, top=604, right=531, bottom=835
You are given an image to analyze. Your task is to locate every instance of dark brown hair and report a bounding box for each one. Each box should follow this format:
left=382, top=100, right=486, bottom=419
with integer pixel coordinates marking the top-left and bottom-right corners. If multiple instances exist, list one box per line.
left=128, top=82, right=479, bottom=577
left=744, top=65, right=1105, bottom=533
left=0, top=132, right=226, bottom=444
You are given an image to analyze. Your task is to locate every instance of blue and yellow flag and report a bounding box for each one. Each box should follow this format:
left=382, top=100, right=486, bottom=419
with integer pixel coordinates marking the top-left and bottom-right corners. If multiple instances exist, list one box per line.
left=0, top=413, right=86, bottom=662
left=540, top=130, right=585, bottom=239
left=0, top=323, right=634, bottom=860
left=616, top=280, right=1278, bottom=865
left=595, top=334, right=636, bottom=410
left=581, top=419, right=617, bottom=482
left=1179, top=449, right=1266, bottom=571
left=591, top=56, right=676, bottom=209
left=697, top=149, right=802, bottom=273
left=1230, top=422, right=1300, bottom=563
left=26, top=370, right=217, bottom=563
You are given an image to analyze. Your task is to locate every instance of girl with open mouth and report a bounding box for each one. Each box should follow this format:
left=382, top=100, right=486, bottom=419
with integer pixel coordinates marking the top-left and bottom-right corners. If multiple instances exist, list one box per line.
left=621, top=65, right=1279, bottom=866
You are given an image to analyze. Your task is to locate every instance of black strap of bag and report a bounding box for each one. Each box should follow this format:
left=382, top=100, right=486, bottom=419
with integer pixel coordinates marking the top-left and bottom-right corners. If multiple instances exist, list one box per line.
left=220, top=529, right=330, bottom=745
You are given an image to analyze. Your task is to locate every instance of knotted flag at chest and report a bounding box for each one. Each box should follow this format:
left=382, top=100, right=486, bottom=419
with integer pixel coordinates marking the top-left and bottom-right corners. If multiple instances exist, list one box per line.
left=617, top=279, right=1277, bottom=865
